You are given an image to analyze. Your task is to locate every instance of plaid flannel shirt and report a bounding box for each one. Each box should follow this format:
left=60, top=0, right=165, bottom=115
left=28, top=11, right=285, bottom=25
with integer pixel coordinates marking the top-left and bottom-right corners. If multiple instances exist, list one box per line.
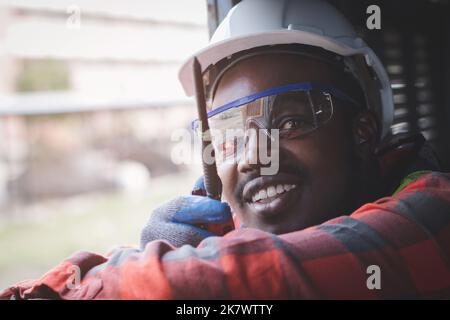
left=2, top=171, right=450, bottom=299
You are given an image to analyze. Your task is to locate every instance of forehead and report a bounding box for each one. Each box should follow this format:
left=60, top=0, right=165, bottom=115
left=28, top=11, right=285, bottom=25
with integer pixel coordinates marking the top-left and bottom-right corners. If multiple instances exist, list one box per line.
left=211, top=53, right=343, bottom=109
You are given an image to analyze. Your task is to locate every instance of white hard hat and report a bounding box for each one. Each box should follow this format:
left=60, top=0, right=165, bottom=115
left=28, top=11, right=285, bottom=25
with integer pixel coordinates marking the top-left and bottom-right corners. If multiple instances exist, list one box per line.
left=179, top=0, right=394, bottom=138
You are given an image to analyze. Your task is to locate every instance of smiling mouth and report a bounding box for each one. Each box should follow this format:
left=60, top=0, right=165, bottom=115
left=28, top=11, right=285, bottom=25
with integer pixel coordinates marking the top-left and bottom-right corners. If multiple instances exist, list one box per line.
left=251, top=184, right=297, bottom=203
left=242, top=174, right=302, bottom=218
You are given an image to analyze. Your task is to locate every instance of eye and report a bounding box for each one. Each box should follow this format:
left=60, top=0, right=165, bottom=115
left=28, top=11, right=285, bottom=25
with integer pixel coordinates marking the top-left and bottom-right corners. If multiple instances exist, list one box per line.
left=280, top=118, right=305, bottom=130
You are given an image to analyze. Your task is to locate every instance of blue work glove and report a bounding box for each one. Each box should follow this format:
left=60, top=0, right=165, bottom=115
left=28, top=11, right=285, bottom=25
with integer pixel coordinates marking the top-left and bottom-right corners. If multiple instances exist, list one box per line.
left=140, top=177, right=234, bottom=249
left=191, top=176, right=208, bottom=197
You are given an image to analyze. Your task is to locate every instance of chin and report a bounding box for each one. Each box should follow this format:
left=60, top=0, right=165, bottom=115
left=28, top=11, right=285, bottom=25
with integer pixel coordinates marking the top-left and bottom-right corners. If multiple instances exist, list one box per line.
left=239, top=214, right=303, bottom=234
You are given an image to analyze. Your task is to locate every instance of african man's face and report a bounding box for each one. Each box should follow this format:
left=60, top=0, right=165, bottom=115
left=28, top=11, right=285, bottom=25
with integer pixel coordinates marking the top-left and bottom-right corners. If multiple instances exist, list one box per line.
left=212, top=53, right=364, bottom=234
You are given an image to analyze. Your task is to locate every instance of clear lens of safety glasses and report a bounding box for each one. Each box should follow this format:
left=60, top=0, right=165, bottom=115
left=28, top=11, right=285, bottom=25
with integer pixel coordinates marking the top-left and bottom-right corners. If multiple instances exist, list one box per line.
left=192, top=83, right=359, bottom=165
left=207, top=89, right=334, bottom=165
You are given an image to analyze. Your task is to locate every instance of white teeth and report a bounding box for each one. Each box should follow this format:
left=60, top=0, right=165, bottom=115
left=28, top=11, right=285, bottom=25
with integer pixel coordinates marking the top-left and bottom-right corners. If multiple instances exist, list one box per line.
left=283, top=184, right=296, bottom=191
left=267, top=186, right=276, bottom=197
left=276, top=185, right=284, bottom=194
left=251, top=184, right=298, bottom=202
left=252, top=191, right=261, bottom=202
left=259, top=189, right=268, bottom=200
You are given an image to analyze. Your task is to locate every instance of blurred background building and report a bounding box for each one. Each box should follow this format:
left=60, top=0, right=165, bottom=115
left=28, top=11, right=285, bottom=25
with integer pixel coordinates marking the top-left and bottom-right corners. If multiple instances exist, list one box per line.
left=0, top=0, right=207, bottom=288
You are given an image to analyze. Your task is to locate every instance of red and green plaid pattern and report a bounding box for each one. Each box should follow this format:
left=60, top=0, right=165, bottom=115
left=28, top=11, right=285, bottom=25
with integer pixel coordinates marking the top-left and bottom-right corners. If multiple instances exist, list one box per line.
left=2, top=172, right=450, bottom=299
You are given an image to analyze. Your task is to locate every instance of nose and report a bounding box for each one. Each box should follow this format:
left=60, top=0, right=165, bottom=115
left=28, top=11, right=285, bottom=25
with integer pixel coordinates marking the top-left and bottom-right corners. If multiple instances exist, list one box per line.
left=237, top=128, right=259, bottom=173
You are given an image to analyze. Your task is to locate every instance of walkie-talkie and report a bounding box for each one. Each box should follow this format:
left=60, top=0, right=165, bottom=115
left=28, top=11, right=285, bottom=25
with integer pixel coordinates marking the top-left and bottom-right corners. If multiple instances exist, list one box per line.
left=192, top=57, right=222, bottom=200
left=192, top=58, right=234, bottom=236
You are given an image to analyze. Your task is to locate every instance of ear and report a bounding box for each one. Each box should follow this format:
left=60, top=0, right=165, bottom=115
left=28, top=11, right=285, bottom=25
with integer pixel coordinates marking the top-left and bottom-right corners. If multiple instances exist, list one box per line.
left=352, top=111, right=379, bottom=157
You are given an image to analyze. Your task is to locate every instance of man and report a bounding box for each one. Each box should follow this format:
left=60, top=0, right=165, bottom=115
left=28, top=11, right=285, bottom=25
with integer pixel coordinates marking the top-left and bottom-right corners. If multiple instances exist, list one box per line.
left=2, top=0, right=450, bottom=299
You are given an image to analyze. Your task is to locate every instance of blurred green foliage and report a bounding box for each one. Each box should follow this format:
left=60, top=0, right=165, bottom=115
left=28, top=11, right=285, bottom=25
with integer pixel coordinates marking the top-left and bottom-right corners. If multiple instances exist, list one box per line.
left=16, top=60, right=70, bottom=92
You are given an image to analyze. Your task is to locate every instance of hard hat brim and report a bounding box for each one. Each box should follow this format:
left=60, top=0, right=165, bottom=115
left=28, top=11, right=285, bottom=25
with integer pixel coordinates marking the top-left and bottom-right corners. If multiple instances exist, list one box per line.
left=179, top=30, right=365, bottom=96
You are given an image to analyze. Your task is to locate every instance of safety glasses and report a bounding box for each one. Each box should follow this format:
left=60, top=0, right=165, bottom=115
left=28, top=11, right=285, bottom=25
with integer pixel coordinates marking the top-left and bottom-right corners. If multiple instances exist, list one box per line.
left=192, top=82, right=360, bottom=165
